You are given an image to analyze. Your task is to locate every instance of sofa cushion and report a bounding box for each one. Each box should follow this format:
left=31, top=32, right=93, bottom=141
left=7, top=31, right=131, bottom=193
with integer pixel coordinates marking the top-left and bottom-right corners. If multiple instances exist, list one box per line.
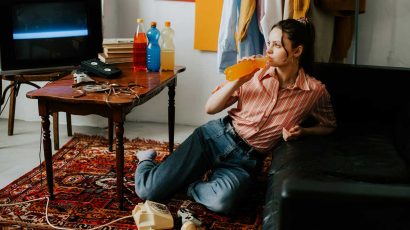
left=269, top=125, right=410, bottom=183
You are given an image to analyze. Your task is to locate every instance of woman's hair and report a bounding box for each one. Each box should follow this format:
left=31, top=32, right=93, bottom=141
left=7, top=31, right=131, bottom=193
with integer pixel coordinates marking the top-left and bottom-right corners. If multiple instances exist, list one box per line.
left=272, top=18, right=315, bottom=75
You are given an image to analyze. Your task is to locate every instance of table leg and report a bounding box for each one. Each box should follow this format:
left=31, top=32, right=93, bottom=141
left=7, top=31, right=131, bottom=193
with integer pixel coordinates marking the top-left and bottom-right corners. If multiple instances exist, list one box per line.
left=108, top=117, right=113, bottom=152
left=53, top=112, right=59, bottom=150
left=8, top=81, right=17, bottom=136
left=66, top=113, right=72, bottom=136
left=168, top=79, right=176, bottom=154
left=115, top=121, right=124, bottom=210
left=41, top=114, right=54, bottom=199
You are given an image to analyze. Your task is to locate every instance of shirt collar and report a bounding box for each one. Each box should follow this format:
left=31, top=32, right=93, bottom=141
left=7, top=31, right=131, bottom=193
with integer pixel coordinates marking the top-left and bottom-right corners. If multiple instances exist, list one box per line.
left=259, top=67, right=310, bottom=91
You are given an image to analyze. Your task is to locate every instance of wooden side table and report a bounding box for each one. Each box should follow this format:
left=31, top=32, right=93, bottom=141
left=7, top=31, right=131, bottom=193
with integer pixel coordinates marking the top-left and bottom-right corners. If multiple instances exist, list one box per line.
left=1, top=73, right=72, bottom=150
left=27, top=64, right=186, bottom=210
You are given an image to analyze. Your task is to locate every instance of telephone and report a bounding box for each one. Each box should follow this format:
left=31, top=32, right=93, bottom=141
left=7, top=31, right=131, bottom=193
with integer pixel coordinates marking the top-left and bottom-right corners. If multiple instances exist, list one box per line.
left=132, top=200, right=174, bottom=230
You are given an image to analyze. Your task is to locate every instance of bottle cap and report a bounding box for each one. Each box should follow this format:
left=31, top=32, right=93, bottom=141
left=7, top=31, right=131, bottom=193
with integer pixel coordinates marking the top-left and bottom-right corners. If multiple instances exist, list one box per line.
left=165, top=21, right=171, bottom=27
left=137, top=18, right=144, bottom=23
left=151, top=21, right=157, bottom=27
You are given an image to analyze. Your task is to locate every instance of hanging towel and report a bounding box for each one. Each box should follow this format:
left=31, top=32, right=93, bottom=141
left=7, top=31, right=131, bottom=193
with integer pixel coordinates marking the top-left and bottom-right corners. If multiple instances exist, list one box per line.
left=238, top=0, right=256, bottom=42
left=239, top=9, right=265, bottom=58
left=260, top=0, right=283, bottom=44
left=293, top=0, right=310, bottom=19
left=314, top=0, right=366, bottom=62
left=311, top=0, right=334, bottom=62
left=217, top=0, right=240, bottom=73
left=284, top=0, right=294, bottom=19
left=330, top=16, right=355, bottom=62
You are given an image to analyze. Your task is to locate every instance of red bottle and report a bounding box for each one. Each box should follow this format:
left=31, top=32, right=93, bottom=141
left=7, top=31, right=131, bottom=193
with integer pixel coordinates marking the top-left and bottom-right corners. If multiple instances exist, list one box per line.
left=133, top=18, right=147, bottom=71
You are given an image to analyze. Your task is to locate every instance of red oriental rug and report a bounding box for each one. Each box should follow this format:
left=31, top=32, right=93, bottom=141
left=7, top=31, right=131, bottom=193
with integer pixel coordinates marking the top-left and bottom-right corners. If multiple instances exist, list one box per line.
left=0, top=134, right=265, bottom=229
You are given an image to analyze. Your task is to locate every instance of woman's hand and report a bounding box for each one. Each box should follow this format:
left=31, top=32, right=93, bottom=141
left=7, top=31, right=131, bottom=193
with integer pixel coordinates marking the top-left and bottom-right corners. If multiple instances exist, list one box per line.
left=235, top=56, right=270, bottom=85
left=285, top=125, right=304, bottom=141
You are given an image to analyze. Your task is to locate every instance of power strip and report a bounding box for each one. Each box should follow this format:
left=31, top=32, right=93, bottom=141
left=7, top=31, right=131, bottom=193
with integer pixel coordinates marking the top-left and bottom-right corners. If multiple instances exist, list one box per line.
left=0, top=197, right=133, bottom=230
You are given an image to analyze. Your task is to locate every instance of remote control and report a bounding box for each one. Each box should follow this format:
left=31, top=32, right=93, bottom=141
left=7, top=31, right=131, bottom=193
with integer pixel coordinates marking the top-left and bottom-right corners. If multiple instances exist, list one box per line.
left=80, top=58, right=122, bottom=78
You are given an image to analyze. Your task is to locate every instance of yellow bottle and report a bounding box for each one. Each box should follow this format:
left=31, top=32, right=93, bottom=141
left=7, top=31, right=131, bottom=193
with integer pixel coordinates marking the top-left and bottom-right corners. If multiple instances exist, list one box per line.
left=160, top=21, right=175, bottom=71
left=224, top=56, right=268, bottom=81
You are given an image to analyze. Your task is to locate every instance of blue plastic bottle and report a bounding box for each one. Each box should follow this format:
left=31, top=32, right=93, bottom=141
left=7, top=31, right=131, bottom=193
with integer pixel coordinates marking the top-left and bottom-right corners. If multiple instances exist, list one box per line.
left=146, top=22, right=161, bottom=72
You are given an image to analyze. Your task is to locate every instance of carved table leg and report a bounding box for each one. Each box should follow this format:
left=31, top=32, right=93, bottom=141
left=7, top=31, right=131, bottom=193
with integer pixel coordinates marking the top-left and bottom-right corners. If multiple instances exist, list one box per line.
left=108, top=117, right=114, bottom=152
left=8, top=81, right=18, bottom=136
left=41, top=114, right=54, bottom=199
left=168, top=79, right=176, bottom=154
left=53, top=112, right=59, bottom=150
left=115, top=121, right=124, bottom=210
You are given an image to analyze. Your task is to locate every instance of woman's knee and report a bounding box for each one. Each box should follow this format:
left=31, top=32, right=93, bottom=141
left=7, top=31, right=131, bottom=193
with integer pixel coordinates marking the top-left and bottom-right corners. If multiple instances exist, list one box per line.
left=206, top=194, right=236, bottom=214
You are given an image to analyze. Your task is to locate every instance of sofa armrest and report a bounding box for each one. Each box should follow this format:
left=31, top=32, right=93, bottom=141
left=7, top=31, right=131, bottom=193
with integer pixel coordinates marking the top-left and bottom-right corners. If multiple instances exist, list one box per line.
left=263, top=137, right=332, bottom=230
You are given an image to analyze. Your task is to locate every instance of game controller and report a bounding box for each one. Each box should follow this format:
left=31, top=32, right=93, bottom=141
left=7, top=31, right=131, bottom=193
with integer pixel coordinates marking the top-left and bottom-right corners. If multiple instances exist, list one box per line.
left=177, top=208, right=202, bottom=227
left=72, top=70, right=95, bottom=85
left=80, top=58, right=122, bottom=78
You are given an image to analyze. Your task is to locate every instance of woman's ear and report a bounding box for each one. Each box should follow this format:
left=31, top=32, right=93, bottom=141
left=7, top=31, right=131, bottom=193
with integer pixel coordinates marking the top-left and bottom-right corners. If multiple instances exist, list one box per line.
left=293, top=45, right=303, bottom=59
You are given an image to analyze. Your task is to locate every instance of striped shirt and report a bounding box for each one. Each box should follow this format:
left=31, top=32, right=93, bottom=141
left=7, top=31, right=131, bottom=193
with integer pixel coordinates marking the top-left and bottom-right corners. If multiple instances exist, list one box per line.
left=213, top=67, right=337, bottom=153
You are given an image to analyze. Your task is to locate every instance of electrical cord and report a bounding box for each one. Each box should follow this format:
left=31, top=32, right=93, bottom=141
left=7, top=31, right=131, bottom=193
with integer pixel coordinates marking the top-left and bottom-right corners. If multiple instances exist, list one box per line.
left=0, top=196, right=133, bottom=230
left=0, top=88, right=11, bottom=116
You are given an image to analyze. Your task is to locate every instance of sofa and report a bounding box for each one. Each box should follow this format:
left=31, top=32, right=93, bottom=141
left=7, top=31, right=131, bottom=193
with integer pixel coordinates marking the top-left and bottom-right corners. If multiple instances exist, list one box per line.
left=262, top=63, right=410, bottom=230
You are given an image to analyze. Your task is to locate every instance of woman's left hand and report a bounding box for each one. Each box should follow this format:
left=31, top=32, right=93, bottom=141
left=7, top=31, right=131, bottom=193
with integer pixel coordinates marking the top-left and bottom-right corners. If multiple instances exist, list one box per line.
left=286, top=125, right=304, bottom=141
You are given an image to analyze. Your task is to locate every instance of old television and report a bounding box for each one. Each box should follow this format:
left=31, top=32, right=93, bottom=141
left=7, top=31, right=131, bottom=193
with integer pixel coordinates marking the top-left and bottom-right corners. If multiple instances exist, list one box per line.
left=0, top=0, right=103, bottom=75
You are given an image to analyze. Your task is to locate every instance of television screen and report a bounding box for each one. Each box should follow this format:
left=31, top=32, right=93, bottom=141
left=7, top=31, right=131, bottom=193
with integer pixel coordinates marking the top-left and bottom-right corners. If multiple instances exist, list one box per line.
left=0, top=0, right=102, bottom=75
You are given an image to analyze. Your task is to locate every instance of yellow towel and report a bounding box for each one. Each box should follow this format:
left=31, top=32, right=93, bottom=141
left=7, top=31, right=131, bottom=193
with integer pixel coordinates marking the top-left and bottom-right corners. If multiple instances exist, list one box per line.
left=293, top=0, right=311, bottom=19
left=237, top=0, right=256, bottom=42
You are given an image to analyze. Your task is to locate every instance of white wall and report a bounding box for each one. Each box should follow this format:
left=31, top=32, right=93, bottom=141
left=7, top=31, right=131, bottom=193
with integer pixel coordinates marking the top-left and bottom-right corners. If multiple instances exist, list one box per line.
left=1, top=0, right=410, bottom=127
left=355, top=0, right=410, bottom=67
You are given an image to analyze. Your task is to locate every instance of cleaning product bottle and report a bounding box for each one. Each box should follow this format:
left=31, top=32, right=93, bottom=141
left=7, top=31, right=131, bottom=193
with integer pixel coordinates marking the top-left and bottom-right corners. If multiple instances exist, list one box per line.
left=146, top=21, right=161, bottom=72
left=160, top=21, right=175, bottom=71
left=133, top=18, right=147, bottom=71
left=224, top=55, right=268, bottom=81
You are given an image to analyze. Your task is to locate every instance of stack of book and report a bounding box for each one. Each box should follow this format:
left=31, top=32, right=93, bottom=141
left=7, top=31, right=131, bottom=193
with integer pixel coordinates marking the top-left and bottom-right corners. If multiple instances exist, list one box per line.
left=98, top=38, right=133, bottom=64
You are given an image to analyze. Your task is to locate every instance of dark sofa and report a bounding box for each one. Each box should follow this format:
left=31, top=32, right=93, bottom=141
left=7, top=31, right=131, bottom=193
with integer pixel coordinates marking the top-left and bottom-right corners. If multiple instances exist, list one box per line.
left=262, top=63, right=410, bottom=230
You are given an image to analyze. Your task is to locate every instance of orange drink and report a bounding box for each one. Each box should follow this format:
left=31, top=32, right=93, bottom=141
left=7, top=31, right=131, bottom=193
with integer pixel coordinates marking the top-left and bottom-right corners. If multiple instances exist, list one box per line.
left=225, top=56, right=268, bottom=81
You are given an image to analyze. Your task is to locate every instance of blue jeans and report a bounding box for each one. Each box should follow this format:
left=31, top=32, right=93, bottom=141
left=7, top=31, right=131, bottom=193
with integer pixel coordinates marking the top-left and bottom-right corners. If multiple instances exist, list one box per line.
left=135, top=116, right=261, bottom=214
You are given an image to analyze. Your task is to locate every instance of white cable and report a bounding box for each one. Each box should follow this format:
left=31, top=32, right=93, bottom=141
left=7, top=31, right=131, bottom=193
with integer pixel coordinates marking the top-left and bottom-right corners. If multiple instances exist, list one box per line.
left=0, top=197, right=47, bottom=206
left=0, top=197, right=134, bottom=230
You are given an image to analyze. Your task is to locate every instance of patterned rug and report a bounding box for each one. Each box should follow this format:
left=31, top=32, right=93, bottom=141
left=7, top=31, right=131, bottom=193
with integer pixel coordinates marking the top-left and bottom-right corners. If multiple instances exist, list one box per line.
left=0, top=134, right=265, bottom=229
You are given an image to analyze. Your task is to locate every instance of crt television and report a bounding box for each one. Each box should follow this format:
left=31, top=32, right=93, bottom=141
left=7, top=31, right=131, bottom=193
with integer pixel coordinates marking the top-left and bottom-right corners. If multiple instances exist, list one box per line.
left=0, top=0, right=103, bottom=75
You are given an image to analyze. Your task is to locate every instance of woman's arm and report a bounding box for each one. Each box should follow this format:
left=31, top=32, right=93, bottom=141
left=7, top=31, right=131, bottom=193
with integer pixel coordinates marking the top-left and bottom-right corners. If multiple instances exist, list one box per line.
left=286, top=125, right=335, bottom=141
left=205, top=79, right=243, bottom=114
left=206, top=57, right=270, bottom=114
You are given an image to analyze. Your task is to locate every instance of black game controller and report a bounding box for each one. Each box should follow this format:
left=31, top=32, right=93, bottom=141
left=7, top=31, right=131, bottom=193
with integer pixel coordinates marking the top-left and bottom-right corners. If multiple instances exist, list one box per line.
left=80, top=58, right=122, bottom=78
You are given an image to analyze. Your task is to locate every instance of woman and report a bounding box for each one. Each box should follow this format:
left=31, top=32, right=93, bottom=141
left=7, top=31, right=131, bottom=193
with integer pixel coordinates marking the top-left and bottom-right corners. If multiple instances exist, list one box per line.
left=135, top=18, right=336, bottom=214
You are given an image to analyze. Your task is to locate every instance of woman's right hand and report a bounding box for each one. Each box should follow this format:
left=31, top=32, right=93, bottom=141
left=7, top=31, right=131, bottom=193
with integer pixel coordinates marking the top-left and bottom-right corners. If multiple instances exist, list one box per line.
left=234, top=61, right=270, bottom=85
left=237, top=55, right=257, bottom=63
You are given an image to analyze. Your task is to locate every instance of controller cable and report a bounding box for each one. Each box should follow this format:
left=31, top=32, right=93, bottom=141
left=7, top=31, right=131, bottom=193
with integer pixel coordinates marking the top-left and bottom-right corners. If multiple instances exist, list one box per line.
left=0, top=197, right=133, bottom=230
left=0, top=125, right=133, bottom=229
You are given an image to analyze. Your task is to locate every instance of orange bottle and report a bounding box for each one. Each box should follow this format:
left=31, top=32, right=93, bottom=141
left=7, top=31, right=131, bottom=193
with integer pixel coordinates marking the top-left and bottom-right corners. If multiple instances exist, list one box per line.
left=224, top=56, right=268, bottom=81
left=133, top=18, right=147, bottom=71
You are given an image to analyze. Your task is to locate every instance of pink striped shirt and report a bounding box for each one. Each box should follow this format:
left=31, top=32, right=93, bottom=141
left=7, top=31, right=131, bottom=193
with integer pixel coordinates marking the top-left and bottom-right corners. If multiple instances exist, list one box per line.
left=213, top=67, right=337, bottom=153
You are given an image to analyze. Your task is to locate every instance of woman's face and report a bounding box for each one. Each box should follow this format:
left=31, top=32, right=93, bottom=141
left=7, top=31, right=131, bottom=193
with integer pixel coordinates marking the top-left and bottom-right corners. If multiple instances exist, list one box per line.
left=266, top=27, right=295, bottom=67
